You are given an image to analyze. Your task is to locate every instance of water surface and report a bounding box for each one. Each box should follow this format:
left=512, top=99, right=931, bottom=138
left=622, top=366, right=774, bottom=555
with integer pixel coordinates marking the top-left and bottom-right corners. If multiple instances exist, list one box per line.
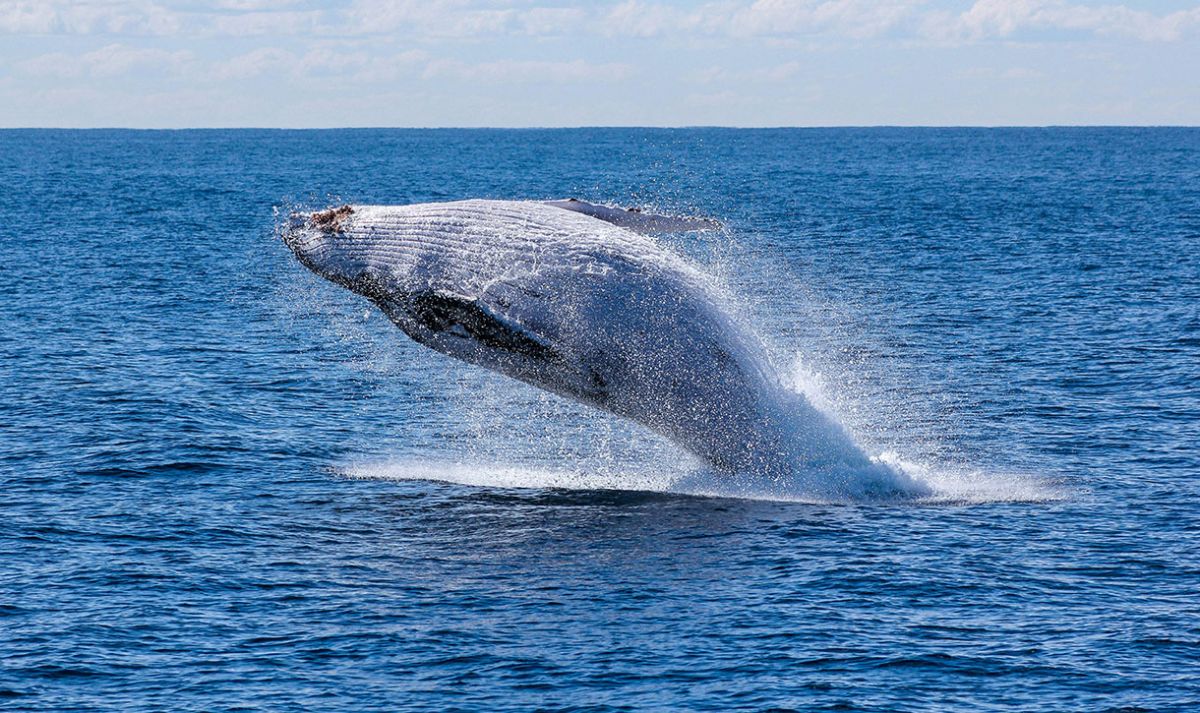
left=2, top=128, right=1198, bottom=711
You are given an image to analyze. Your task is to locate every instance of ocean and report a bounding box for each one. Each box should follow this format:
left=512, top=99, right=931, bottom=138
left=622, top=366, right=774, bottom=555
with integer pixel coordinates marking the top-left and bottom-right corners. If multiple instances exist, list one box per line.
left=1, top=128, right=1197, bottom=711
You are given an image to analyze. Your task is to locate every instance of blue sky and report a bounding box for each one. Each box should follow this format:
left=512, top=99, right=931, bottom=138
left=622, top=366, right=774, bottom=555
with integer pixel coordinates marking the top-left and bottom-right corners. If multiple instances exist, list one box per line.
left=1, top=0, right=1198, bottom=127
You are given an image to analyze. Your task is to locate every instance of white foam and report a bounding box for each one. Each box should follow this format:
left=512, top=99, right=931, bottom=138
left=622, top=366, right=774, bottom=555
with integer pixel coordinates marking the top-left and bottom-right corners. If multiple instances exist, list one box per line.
left=341, top=454, right=1066, bottom=506
left=342, top=459, right=679, bottom=494
left=875, top=452, right=1068, bottom=505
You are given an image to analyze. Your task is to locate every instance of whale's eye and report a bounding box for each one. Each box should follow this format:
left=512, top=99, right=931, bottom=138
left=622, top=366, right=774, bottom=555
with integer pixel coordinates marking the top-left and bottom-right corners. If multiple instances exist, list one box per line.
left=406, top=290, right=558, bottom=362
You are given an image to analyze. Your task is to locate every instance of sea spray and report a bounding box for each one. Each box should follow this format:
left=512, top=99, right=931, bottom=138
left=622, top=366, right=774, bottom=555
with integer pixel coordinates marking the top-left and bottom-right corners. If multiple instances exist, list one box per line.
left=285, top=197, right=1038, bottom=503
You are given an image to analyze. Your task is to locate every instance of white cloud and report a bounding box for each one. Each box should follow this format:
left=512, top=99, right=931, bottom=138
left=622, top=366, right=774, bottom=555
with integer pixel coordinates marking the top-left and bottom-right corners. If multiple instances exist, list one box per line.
left=352, top=50, right=429, bottom=82
left=20, top=41, right=623, bottom=88
left=0, top=1, right=55, bottom=33
left=600, top=0, right=1200, bottom=43
left=423, top=58, right=633, bottom=83
left=210, top=47, right=295, bottom=80
left=604, top=1, right=710, bottom=38
left=0, top=1, right=181, bottom=35
left=18, top=43, right=191, bottom=77
left=211, top=46, right=427, bottom=82
left=206, top=10, right=323, bottom=36
left=1001, top=66, right=1044, bottom=80
left=517, top=7, right=586, bottom=35
left=16, top=52, right=78, bottom=78
left=342, top=0, right=513, bottom=38
left=175, top=45, right=631, bottom=87
left=927, top=0, right=1200, bottom=43
left=728, top=0, right=924, bottom=39
left=341, top=1, right=581, bottom=39
left=2, top=1, right=1198, bottom=43
left=692, top=60, right=803, bottom=84
left=211, top=1, right=307, bottom=9
left=686, top=89, right=742, bottom=107
left=84, top=42, right=190, bottom=75
left=756, top=60, right=803, bottom=81
left=955, top=65, right=1046, bottom=81
left=603, top=0, right=925, bottom=40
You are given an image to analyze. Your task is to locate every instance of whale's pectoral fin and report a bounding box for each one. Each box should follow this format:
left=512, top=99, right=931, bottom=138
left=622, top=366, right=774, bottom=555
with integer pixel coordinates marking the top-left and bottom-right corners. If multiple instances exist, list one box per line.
left=544, top=199, right=721, bottom=234
left=405, top=290, right=560, bottom=362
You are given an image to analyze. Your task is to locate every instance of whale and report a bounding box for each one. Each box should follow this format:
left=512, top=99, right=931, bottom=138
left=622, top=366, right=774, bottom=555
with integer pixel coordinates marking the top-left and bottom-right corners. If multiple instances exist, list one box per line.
left=283, top=199, right=923, bottom=496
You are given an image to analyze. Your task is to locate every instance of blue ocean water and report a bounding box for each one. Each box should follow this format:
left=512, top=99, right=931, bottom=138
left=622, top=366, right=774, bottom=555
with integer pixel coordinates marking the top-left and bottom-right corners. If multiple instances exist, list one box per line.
left=1, top=127, right=1198, bottom=711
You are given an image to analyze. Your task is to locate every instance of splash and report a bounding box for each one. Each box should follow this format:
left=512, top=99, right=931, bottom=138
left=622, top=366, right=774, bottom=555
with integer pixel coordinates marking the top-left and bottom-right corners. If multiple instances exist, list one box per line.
left=283, top=198, right=1059, bottom=505
left=342, top=456, right=1064, bottom=505
left=330, top=316, right=1067, bottom=505
left=345, top=459, right=679, bottom=494
left=342, top=360, right=1063, bottom=506
left=873, top=453, right=1067, bottom=505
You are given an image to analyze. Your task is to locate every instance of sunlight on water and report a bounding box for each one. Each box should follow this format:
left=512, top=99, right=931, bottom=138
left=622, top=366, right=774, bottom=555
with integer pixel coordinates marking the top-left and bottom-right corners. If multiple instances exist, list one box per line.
left=8, top=129, right=1196, bottom=712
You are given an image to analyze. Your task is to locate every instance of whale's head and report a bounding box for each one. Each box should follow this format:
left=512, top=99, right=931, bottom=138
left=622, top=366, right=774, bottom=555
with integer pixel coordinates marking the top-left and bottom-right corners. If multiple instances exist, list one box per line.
left=282, top=205, right=384, bottom=297
left=283, top=203, right=612, bottom=404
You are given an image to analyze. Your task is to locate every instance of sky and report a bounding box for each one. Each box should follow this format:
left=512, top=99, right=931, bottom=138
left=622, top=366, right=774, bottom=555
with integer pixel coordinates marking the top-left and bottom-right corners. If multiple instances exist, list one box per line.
left=1, top=0, right=1198, bottom=127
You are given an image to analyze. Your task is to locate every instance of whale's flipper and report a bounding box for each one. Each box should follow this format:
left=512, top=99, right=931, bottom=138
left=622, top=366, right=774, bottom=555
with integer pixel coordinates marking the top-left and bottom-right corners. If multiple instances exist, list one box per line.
left=544, top=199, right=721, bottom=233
left=402, top=289, right=559, bottom=361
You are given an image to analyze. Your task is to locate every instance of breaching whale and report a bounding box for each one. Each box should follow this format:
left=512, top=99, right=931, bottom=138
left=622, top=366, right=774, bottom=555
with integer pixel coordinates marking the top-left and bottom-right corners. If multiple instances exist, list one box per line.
left=283, top=199, right=923, bottom=496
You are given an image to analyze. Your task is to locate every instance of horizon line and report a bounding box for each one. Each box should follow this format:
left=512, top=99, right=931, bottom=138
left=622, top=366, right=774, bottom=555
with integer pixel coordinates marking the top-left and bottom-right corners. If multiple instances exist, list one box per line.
left=2, top=124, right=1199, bottom=131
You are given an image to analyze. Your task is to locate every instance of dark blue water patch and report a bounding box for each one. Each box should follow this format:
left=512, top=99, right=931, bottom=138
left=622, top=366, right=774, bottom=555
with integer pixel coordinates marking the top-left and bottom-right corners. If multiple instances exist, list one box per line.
left=1, top=128, right=1199, bottom=711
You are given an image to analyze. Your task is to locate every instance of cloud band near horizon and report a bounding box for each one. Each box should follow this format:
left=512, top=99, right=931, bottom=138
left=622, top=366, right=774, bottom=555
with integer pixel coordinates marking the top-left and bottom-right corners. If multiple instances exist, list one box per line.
left=2, top=0, right=1198, bottom=127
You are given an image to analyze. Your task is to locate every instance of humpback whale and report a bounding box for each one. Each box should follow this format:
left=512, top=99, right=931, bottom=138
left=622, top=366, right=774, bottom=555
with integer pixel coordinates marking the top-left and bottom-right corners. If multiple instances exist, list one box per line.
left=284, top=199, right=923, bottom=496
